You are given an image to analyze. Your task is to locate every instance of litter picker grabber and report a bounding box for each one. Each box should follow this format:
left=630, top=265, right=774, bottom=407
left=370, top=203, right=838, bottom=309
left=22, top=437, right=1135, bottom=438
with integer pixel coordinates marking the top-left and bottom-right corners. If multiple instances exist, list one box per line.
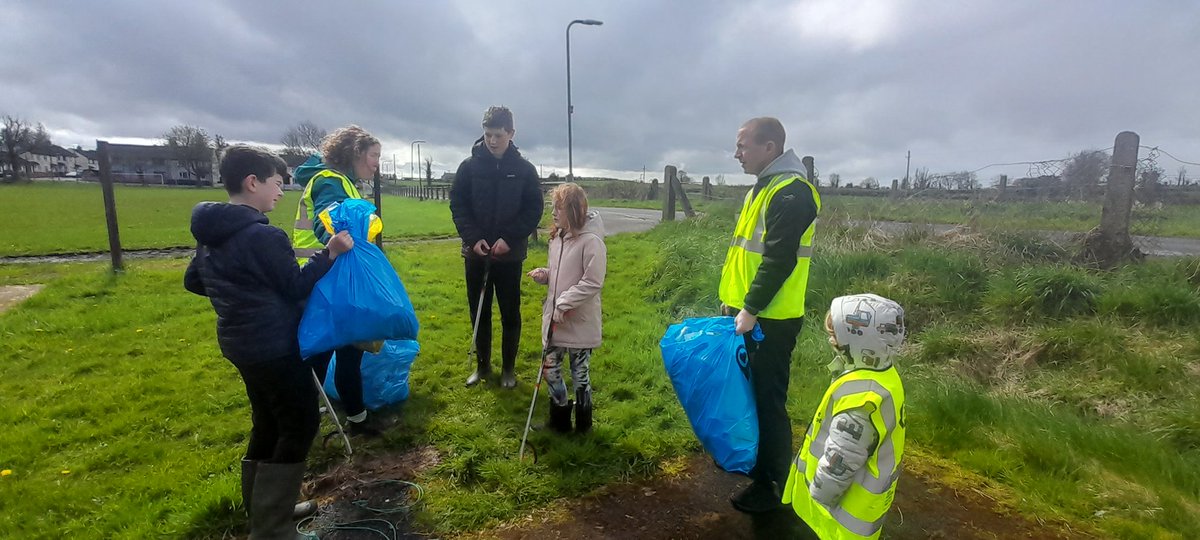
left=312, top=369, right=353, bottom=457
left=519, top=323, right=555, bottom=461
left=465, top=253, right=492, bottom=386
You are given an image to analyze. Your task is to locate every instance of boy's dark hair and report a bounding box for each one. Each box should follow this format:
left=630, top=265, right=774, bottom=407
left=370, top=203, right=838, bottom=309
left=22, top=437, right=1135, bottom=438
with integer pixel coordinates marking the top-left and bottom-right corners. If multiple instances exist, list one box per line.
left=482, top=106, right=514, bottom=132
left=273, top=155, right=292, bottom=184
left=220, top=145, right=279, bottom=195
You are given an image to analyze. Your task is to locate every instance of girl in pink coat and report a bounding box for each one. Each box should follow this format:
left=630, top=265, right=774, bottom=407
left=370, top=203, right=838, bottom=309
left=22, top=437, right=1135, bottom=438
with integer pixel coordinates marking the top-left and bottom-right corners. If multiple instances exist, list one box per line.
left=527, top=183, right=607, bottom=433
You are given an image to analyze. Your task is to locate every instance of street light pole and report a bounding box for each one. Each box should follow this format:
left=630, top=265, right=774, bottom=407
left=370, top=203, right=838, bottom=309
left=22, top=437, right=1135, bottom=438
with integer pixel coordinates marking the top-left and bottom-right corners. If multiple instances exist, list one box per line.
left=410, top=140, right=425, bottom=200
left=566, top=18, right=602, bottom=181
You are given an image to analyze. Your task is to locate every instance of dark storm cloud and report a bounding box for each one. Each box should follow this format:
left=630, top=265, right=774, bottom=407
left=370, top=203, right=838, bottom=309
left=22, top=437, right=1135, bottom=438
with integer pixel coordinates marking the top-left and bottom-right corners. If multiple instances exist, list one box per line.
left=2, top=1, right=1198, bottom=183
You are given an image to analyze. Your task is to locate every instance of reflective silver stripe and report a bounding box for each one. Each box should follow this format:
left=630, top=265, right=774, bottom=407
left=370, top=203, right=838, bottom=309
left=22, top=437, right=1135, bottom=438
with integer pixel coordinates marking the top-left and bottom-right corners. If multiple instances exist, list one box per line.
left=294, top=247, right=321, bottom=258
left=731, top=237, right=813, bottom=258
left=807, top=379, right=900, bottom=495
left=730, top=236, right=765, bottom=254
left=830, top=506, right=886, bottom=536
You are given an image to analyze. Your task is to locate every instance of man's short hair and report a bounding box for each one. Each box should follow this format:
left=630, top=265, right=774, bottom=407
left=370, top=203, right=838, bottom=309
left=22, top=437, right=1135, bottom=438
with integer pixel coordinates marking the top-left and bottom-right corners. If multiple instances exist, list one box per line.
left=220, top=145, right=279, bottom=195
left=483, top=106, right=514, bottom=132
left=743, top=117, right=786, bottom=149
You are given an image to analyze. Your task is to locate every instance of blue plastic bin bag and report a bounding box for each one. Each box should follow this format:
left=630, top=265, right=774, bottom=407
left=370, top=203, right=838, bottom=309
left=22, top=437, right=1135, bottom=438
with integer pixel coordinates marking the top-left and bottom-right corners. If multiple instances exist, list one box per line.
left=299, top=199, right=419, bottom=358
left=324, top=339, right=420, bottom=411
left=660, top=316, right=763, bottom=474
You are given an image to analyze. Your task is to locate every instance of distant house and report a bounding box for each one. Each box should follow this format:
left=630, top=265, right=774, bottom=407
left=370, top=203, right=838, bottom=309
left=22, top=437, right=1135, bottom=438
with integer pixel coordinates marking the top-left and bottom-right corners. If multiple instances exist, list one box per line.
left=440, top=172, right=456, bottom=183
left=71, top=147, right=99, bottom=173
left=106, top=143, right=215, bottom=185
left=21, top=143, right=77, bottom=175
left=280, top=153, right=312, bottom=184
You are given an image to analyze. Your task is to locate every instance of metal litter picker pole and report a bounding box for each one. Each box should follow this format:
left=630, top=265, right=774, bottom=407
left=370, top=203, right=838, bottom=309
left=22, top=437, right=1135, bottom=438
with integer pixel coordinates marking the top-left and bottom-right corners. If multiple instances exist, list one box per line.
left=312, top=369, right=353, bottom=456
left=519, top=324, right=555, bottom=461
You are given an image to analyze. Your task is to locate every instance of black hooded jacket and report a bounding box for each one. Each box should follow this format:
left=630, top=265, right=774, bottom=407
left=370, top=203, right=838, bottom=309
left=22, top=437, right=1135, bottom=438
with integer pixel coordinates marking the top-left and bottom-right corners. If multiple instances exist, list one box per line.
left=449, top=138, right=543, bottom=262
left=183, top=202, right=333, bottom=366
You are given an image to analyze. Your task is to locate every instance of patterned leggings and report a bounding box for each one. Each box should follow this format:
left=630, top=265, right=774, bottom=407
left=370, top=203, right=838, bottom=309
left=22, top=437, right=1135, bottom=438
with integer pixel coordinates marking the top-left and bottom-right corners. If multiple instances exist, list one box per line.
left=544, top=347, right=592, bottom=407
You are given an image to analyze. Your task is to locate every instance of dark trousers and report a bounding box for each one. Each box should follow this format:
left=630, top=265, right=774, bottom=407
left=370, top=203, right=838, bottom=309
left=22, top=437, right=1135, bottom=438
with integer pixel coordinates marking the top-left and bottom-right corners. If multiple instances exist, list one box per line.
left=744, top=316, right=804, bottom=488
left=307, top=346, right=366, bottom=417
left=465, top=257, right=523, bottom=368
left=235, top=354, right=320, bottom=464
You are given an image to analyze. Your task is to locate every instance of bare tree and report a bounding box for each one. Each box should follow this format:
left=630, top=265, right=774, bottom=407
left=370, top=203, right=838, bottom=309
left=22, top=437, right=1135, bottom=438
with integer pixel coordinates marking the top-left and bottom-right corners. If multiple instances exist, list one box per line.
left=715, top=173, right=725, bottom=186
left=828, top=173, right=841, bottom=188
left=280, top=121, right=326, bottom=156
left=1, top=115, right=34, bottom=180
left=424, top=157, right=433, bottom=188
left=1062, top=150, right=1109, bottom=199
left=861, top=176, right=879, bottom=189
left=950, top=171, right=979, bottom=190
left=911, top=167, right=932, bottom=189
left=163, top=125, right=213, bottom=186
left=1177, top=166, right=1188, bottom=187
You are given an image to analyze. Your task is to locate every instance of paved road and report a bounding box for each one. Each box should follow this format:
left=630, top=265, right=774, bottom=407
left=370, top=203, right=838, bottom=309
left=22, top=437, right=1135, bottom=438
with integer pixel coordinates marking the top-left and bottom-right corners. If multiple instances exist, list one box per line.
left=592, top=206, right=685, bottom=235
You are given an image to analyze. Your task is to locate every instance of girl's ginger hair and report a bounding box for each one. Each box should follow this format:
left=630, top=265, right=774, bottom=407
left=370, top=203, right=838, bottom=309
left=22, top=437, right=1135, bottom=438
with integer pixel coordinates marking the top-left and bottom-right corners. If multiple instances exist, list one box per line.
left=320, top=125, right=380, bottom=176
left=550, top=182, right=589, bottom=239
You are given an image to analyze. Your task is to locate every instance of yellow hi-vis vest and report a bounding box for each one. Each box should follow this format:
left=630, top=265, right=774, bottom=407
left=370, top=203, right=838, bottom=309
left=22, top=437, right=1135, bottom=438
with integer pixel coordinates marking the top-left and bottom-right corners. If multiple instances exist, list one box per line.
left=782, top=366, right=906, bottom=540
left=718, top=173, right=820, bottom=319
left=292, top=169, right=362, bottom=261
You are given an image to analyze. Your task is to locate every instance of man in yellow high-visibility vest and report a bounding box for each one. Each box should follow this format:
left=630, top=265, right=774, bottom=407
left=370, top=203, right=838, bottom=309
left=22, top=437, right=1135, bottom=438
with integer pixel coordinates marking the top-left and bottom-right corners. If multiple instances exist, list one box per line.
left=719, top=117, right=821, bottom=513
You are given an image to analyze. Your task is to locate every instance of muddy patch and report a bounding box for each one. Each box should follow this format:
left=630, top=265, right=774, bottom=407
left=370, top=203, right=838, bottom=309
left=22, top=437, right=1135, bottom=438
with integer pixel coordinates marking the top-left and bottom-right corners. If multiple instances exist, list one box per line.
left=300, top=446, right=440, bottom=539
left=465, top=453, right=1096, bottom=540
left=0, top=284, right=43, bottom=313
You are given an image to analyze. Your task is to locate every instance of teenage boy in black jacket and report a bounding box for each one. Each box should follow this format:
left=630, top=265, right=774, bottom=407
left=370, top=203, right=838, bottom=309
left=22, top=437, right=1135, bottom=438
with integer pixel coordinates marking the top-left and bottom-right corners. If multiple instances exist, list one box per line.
left=185, top=145, right=352, bottom=538
left=450, top=106, right=544, bottom=388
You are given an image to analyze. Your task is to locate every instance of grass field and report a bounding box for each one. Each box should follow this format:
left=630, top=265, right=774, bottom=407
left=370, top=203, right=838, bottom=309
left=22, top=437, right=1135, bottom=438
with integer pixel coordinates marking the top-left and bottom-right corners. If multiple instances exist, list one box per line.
left=0, top=183, right=459, bottom=256
left=1, top=185, right=1199, bottom=538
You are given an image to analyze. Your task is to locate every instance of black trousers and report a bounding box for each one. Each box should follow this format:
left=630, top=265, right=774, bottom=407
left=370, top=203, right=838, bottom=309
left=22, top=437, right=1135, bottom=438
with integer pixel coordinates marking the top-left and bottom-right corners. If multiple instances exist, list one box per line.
left=235, top=354, right=320, bottom=464
left=307, top=345, right=366, bottom=417
left=744, top=316, right=804, bottom=488
left=465, top=257, right=523, bottom=368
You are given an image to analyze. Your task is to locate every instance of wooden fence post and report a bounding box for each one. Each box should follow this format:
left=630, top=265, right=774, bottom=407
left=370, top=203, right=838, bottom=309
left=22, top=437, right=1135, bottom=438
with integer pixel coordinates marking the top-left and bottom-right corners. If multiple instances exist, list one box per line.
left=673, top=168, right=696, bottom=218
left=802, top=156, right=815, bottom=182
left=662, top=166, right=676, bottom=221
left=97, top=140, right=123, bottom=272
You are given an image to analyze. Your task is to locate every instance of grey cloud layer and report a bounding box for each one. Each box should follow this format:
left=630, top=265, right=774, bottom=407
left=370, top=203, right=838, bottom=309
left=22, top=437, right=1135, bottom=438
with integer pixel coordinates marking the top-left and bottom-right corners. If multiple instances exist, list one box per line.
left=2, top=0, right=1198, bottom=182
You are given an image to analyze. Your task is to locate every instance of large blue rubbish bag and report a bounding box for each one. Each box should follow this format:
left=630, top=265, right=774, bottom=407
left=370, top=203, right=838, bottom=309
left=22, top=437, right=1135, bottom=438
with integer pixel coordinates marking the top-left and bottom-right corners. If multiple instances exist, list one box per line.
left=661, top=316, right=763, bottom=474
left=299, top=199, right=419, bottom=358
left=324, top=339, right=420, bottom=411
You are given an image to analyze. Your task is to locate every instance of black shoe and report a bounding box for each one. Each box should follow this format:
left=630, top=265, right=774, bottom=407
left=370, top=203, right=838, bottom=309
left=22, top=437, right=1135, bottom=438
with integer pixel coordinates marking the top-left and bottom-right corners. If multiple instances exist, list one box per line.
left=546, top=399, right=573, bottom=433
left=346, top=417, right=385, bottom=438
left=574, top=387, right=593, bottom=434
left=730, top=481, right=783, bottom=514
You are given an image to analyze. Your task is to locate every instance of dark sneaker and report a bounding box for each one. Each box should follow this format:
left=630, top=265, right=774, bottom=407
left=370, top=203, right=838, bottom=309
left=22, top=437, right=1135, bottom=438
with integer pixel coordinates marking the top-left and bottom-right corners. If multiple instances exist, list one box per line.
left=730, top=481, right=783, bottom=514
left=346, top=418, right=385, bottom=438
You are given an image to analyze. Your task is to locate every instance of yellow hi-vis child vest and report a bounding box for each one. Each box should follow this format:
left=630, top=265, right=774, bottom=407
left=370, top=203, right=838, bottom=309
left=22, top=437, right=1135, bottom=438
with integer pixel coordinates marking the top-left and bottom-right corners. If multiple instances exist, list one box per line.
left=292, top=169, right=363, bottom=261
left=782, top=366, right=906, bottom=540
left=718, top=173, right=820, bottom=319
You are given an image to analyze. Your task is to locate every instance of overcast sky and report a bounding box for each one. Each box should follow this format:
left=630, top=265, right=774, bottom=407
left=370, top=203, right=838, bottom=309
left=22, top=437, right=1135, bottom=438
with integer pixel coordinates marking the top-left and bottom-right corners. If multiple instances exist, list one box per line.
left=2, top=0, right=1198, bottom=185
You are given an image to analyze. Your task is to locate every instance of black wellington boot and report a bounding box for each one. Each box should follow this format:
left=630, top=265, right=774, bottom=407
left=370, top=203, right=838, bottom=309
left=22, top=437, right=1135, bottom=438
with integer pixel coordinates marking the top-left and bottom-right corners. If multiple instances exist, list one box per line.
left=574, top=387, right=593, bottom=434
left=242, top=459, right=317, bottom=521
left=249, top=462, right=310, bottom=539
left=547, top=398, right=573, bottom=433
left=465, top=358, right=492, bottom=387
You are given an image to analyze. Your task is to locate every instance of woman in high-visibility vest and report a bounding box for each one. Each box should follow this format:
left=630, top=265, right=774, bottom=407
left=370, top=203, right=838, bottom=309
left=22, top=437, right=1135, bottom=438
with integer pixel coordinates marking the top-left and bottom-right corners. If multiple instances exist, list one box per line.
left=783, top=294, right=907, bottom=540
left=291, top=125, right=385, bottom=437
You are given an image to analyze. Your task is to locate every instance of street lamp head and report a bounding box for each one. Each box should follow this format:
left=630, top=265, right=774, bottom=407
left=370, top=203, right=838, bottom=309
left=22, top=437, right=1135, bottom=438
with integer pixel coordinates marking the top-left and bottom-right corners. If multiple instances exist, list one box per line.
left=571, top=19, right=603, bottom=26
